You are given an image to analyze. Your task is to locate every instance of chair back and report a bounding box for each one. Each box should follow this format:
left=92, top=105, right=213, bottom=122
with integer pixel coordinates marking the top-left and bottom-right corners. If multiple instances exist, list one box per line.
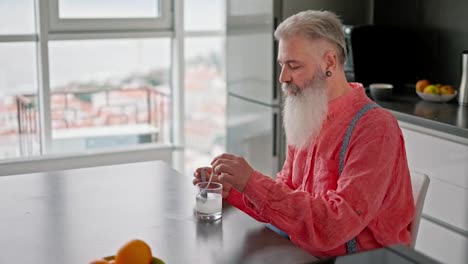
left=409, top=171, right=430, bottom=248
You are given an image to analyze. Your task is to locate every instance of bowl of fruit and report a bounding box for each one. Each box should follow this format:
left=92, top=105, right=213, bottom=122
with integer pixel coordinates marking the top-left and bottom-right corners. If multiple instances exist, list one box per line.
left=415, top=79, right=458, bottom=103
left=90, top=239, right=165, bottom=264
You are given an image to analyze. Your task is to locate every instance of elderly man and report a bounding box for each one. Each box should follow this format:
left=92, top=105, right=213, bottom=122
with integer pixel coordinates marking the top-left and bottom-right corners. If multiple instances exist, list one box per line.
left=193, top=10, right=415, bottom=257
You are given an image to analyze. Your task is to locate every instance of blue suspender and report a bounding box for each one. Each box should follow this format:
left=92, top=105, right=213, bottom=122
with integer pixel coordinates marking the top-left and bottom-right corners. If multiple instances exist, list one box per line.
left=265, top=223, right=290, bottom=239
left=339, top=103, right=381, bottom=174
left=339, top=102, right=380, bottom=254
left=267, top=102, right=380, bottom=254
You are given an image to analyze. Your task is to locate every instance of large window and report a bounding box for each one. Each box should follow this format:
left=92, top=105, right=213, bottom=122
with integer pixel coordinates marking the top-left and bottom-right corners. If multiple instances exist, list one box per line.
left=0, top=0, right=226, bottom=166
left=0, top=0, right=174, bottom=160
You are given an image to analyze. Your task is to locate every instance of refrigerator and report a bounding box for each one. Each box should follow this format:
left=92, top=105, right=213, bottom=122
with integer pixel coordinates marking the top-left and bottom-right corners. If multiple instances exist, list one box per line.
left=225, top=0, right=372, bottom=177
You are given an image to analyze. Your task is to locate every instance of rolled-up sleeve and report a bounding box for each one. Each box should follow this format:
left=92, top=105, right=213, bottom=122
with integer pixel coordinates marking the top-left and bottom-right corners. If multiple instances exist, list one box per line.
left=226, top=146, right=296, bottom=222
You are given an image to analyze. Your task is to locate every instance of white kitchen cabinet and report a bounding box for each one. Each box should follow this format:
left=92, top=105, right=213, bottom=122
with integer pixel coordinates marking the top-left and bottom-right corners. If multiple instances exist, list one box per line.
left=399, top=121, right=468, bottom=264
left=423, top=176, right=468, bottom=232
left=401, top=125, right=468, bottom=188
left=416, top=218, right=468, bottom=264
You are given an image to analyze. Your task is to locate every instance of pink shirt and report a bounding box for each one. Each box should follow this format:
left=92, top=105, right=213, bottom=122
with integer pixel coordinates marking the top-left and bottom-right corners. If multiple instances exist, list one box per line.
left=227, top=83, right=415, bottom=257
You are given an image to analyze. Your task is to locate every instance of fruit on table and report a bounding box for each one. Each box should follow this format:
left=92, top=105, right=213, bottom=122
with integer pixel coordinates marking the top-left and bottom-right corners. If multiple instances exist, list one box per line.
left=423, top=84, right=441, bottom=94
left=89, top=239, right=154, bottom=264
left=416, top=79, right=456, bottom=96
left=416, top=79, right=430, bottom=92
left=115, top=239, right=153, bottom=264
left=440, top=85, right=455, bottom=95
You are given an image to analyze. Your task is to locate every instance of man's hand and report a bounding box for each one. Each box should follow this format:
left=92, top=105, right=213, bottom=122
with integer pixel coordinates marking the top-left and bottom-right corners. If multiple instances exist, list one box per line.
left=211, top=153, right=254, bottom=192
left=193, top=167, right=232, bottom=199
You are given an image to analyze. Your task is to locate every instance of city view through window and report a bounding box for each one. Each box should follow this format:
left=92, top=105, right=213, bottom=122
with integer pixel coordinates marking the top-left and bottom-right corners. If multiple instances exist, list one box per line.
left=0, top=0, right=226, bottom=173
left=0, top=42, right=39, bottom=158
left=47, top=38, right=172, bottom=154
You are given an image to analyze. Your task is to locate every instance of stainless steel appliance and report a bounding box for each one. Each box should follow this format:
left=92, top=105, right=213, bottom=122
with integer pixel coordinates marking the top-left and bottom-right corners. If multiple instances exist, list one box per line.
left=458, top=50, right=468, bottom=106
left=225, top=0, right=371, bottom=177
left=343, top=25, right=356, bottom=82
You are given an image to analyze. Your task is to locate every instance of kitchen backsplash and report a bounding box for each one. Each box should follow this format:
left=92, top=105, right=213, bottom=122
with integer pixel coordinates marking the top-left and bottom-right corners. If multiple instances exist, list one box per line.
left=373, top=0, right=468, bottom=90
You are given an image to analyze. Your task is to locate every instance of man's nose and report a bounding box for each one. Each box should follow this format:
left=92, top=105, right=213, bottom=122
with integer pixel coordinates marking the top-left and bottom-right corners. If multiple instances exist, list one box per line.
left=279, top=67, right=291, bottom=83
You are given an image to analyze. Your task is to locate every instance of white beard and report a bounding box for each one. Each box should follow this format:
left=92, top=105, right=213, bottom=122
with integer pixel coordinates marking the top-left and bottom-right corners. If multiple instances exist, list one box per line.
left=282, top=71, right=329, bottom=150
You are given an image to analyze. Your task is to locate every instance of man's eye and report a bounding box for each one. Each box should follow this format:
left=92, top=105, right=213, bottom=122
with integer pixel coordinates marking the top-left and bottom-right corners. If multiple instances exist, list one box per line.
left=289, top=65, right=300, bottom=70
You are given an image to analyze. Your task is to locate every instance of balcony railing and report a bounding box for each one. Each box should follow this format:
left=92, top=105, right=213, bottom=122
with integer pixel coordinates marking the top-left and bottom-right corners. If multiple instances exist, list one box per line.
left=15, top=86, right=170, bottom=155
left=16, top=95, right=39, bottom=156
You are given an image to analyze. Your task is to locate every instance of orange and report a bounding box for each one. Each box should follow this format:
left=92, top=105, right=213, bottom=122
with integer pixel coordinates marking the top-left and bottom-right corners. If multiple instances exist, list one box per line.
left=440, top=85, right=455, bottom=95
left=415, top=79, right=430, bottom=92
left=115, top=239, right=153, bottom=264
left=89, top=259, right=109, bottom=264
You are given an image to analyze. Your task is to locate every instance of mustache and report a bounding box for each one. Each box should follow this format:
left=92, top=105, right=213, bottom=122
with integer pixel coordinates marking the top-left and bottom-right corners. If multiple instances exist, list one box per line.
left=282, top=83, right=301, bottom=95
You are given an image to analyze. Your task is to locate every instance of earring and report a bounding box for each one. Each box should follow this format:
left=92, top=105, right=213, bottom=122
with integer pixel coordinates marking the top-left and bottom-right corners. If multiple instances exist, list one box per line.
left=326, top=70, right=332, bottom=77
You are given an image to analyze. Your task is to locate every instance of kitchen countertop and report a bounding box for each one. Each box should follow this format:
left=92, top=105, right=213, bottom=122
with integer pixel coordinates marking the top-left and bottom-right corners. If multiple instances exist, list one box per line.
left=367, top=91, right=468, bottom=141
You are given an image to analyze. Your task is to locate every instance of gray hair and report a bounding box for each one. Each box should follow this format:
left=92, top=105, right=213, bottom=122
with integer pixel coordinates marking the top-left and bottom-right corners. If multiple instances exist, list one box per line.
left=274, top=10, right=346, bottom=65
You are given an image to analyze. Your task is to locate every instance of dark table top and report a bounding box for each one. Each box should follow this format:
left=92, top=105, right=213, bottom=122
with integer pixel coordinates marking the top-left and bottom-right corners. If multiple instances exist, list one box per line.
left=0, top=160, right=318, bottom=264
left=368, top=91, right=468, bottom=139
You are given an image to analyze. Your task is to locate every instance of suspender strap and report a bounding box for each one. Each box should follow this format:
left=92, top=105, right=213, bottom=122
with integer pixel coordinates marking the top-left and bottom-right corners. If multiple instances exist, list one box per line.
left=339, top=103, right=381, bottom=174
left=339, top=102, right=380, bottom=254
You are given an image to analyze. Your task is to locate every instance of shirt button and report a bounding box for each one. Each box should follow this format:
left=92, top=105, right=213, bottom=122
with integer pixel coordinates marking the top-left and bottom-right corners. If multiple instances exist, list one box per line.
left=357, top=210, right=362, bottom=216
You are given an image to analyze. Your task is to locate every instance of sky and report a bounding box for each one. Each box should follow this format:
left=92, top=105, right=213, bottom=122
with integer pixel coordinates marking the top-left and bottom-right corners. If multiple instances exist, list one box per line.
left=59, top=0, right=159, bottom=19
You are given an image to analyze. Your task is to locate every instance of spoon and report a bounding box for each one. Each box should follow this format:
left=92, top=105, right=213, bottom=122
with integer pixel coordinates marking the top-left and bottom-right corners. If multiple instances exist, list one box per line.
left=201, top=168, right=207, bottom=182
left=200, top=169, right=214, bottom=200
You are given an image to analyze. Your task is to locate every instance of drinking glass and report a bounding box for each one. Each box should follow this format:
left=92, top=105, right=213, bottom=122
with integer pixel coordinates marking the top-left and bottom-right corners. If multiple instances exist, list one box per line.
left=195, top=182, right=222, bottom=220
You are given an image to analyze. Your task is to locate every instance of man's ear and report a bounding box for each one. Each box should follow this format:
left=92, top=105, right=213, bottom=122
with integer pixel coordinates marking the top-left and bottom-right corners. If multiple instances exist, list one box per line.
left=323, top=49, right=338, bottom=72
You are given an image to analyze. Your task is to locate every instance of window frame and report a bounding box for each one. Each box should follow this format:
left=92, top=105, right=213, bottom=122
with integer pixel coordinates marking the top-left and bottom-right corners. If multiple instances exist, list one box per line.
left=0, top=0, right=226, bottom=165
left=48, top=0, right=172, bottom=32
left=34, top=0, right=180, bottom=158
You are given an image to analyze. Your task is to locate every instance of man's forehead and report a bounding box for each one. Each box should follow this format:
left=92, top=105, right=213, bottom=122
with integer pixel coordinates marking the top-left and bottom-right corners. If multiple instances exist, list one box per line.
left=277, top=37, right=318, bottom=61
left=277, top=46, right=310, bottom=64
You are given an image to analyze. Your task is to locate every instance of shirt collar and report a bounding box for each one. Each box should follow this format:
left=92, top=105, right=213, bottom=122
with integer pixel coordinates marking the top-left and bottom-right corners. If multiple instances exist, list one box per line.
left=327, top=82, right=366, bottom=120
